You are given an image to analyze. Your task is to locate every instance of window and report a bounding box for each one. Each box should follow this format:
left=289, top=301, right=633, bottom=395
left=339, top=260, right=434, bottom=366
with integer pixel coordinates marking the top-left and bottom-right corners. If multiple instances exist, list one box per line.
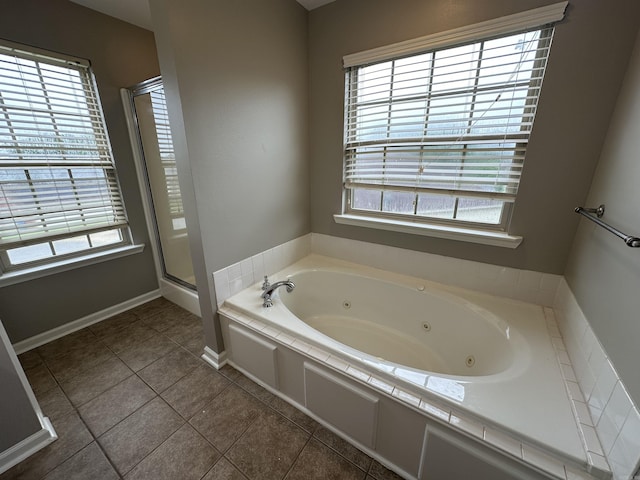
left=148, top=88, right=186, bottom=232
left=0, top=41, right=131, bottom=272
left=340, top=3, right=566, bottom=241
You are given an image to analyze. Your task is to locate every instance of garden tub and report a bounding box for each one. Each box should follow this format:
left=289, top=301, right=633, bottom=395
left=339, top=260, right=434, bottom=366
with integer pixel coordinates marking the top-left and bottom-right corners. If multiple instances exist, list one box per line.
left=219, top=254, right=591, bottom=477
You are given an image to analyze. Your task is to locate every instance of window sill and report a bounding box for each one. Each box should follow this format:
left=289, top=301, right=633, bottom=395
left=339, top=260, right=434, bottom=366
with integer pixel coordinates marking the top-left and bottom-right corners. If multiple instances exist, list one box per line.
left=0, top=244, right=146, bottom=288
left=333, top=214, right=522, bottom=248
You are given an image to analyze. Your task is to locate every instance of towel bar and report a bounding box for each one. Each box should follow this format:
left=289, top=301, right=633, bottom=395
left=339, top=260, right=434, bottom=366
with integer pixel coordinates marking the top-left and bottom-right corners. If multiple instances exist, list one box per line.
left=575, top=205, right=640, bottom=248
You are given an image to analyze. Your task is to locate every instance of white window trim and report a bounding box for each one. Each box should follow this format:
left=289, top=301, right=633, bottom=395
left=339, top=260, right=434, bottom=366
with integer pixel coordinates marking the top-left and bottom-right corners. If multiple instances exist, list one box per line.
left=334, top=214, right=522, bottom=248
left=0, top=243, right=145, bottom=288
left=0, top=40, right=135, bottom=272
left=338, top=2, right=567, bottom=247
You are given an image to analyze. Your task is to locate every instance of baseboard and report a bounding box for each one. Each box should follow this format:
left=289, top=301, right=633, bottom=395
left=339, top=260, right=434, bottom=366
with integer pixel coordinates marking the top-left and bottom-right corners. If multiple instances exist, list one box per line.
left=201, top=346, right=227, bottom=370
left=12, top=290, right=161, bottom=354
left=0, top=414, right=56, bottom=475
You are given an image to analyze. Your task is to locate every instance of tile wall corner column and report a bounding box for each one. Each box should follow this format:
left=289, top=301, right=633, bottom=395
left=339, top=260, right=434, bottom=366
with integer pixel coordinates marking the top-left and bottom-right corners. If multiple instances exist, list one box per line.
left=554, top=279, right=640, bottom=480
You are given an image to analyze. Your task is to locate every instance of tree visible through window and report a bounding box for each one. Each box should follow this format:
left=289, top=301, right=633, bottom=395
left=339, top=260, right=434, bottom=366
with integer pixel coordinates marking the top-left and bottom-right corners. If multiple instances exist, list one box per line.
left=0, top=42, right=130, bottom=271
left=343, top=27, right=555, bottom=230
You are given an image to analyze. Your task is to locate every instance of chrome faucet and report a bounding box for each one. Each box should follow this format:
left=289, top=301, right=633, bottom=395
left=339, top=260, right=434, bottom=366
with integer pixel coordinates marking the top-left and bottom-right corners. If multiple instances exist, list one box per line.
left=261, top=278, right=295, bottom=307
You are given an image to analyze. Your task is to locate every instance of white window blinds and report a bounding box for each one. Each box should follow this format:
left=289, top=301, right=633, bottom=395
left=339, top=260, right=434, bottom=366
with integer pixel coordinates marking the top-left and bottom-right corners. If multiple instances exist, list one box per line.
left=0, top=43, right=127, bottom=249
left=149, top=89, right=184, bottom=220
left=342, top=2, right=566, bottom=224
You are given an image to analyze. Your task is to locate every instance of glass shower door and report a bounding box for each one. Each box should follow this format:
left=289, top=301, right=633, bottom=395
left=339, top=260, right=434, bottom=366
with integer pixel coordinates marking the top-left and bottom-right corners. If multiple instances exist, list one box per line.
left=128, top=78, right=196, bottom=289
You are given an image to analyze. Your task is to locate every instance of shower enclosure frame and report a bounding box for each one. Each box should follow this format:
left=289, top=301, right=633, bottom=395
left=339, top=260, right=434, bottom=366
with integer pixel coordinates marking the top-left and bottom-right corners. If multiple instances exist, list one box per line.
left=121, top=76, right=200, bottom=315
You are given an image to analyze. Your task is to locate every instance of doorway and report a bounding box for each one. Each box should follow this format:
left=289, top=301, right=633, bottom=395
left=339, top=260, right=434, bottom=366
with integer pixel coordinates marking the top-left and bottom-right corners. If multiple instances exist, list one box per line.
left=122, top=77, right=199, bottom=314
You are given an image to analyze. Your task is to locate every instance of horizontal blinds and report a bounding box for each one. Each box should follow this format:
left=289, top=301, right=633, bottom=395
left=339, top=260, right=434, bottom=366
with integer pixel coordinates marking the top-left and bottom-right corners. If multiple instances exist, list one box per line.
left=344, top=27, right=554, bottom=201
left=0, top=45, right=127, bottom=248
left=149, top=89, right=184, bottom=217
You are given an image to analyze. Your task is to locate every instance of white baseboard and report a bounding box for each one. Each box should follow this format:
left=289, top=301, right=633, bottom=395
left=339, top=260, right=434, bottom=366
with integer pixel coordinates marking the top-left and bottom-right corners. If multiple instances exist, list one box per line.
left=0, top=414, right=56, bottom=475
left=12, top=290, right=161, bottom=354
left=159, top=278, right=200, bottom=316
left=201, top=346, right=227, bottom=370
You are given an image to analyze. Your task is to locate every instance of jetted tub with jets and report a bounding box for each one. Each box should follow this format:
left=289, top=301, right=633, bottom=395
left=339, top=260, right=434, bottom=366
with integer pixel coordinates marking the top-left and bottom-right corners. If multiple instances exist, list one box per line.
left=218, top=254, right=596, bottom=480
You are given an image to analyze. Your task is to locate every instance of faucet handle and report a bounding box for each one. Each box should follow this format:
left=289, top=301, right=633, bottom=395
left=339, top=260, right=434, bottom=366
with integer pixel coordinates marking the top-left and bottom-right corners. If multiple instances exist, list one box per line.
left=262, top=294, right=273, bottom=308
left=261, top=275, right=270, bottom=291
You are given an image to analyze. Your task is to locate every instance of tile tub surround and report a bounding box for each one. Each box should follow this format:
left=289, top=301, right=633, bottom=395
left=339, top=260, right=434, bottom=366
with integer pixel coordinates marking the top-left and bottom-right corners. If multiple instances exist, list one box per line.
left=4, top=298, right=403, bottom=480
left=554, top=280, right=640, bottom=480
left=212, top=233, right=638, bottom=478
left=218, top=255, right=612, bottom=480
left=213, top=234, right=311, bottom=306
left=213, top=233, right=560, bottom=308
left=310, top=234, right=562, bottom=306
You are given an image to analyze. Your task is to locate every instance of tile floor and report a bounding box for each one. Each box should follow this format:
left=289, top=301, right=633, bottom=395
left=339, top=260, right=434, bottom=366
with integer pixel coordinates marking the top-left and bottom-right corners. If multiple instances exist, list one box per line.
left=3, top=298, right=404, bottom=480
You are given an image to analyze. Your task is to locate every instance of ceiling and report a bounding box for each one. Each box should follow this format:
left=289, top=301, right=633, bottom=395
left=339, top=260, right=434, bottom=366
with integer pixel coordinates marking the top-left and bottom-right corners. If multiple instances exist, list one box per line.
left=69, top=0, right=336, bottom=31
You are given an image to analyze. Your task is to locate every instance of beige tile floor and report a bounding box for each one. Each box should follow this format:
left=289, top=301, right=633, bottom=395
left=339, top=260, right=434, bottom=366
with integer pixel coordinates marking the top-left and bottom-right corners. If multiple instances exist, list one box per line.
left=3, top=298, right=404, bottom=480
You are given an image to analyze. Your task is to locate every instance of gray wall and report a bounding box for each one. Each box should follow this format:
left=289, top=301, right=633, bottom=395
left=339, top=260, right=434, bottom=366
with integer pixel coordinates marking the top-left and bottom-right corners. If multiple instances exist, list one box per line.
left=565, top=29, right=640, bottom=407
left=0, top=323, right=41, bottom=452
left=308, top=0, right=640, bottom=274
left=0, top=0, right=161, bottom=343
left=149, top=0, right=310, bottom=351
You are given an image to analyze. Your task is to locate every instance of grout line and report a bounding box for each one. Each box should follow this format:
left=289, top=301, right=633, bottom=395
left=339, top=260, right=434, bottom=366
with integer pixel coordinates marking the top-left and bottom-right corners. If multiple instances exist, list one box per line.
left=118, top=413, right=187, bottom=478
left=281, top=434, right=313, bottom=479
left=311, top=427, right=373, bottom=473
left=14, top=300, right=199, bottom=480
left=200, top=457, right=250, bottom=480
left=18, top=300, right=387, bottom=480
left=91, top=392, right=159, bottom=440
left=76, top=412, right=124, bottom=479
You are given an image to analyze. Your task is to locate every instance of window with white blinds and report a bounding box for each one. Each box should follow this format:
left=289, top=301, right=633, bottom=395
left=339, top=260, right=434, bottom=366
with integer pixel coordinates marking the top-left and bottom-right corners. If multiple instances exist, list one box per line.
left=342, top=4, right=564, bottom=231
left=149, top=89, right=186, bottom=231
left=0, top=42, right=129, bottom=269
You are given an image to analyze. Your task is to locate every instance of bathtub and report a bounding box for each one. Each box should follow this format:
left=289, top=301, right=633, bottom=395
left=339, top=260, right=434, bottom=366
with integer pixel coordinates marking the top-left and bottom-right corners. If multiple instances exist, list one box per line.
left=219, top=255, right=594, bottom=479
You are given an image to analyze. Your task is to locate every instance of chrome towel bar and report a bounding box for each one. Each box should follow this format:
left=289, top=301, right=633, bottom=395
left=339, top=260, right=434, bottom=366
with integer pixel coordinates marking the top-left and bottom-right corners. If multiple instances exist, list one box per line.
left=575, top=204, right=640, bottom=248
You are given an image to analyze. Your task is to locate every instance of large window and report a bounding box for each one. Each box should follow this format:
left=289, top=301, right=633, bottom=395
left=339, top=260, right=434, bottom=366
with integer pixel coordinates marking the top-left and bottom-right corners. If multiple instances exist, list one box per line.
left=341, top=7, right=563, bottom=236
left=0, top=41, right=130, bottom=272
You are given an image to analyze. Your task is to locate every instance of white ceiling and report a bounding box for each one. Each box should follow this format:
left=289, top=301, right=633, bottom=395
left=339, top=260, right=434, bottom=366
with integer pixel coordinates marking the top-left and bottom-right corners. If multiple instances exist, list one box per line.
left=69, top=0, right=336, bottom=31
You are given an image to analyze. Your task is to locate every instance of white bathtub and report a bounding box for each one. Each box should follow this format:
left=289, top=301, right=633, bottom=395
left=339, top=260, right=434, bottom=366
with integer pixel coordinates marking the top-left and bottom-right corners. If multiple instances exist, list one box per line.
left=220, top=254, right=589, bottom=475
left=279, top=268, right=523, bottom=378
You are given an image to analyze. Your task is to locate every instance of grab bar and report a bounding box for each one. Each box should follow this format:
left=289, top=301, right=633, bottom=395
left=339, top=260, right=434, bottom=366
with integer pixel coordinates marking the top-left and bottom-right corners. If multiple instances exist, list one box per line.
left=574, top=204, right=640, bottom=248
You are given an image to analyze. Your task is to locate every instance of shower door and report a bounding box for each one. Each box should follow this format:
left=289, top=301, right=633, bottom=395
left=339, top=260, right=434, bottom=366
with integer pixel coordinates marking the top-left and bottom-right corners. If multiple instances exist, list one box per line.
left=124, top=77, right=196, bottom=290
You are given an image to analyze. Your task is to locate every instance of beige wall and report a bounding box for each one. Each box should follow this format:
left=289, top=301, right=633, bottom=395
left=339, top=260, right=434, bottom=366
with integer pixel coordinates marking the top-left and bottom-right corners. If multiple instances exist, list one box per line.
left=0, top=0, right=161, bottom=342
left=565, top=29, right=640, bottom=407
left=149, top=0, right=310, bottom=351
left=308, top=0, right=640, bottom=274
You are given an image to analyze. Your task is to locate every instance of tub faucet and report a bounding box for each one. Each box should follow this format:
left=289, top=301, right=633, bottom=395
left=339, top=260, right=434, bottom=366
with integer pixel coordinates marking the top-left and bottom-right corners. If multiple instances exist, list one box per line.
left=262, top=279, right=295, bottom=307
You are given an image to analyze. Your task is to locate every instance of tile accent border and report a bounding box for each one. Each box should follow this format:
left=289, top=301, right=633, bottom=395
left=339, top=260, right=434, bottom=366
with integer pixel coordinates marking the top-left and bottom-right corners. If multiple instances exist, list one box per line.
left=543, top=307, right=610, bottom=478
left=554, top=279, right=640, bottom=480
